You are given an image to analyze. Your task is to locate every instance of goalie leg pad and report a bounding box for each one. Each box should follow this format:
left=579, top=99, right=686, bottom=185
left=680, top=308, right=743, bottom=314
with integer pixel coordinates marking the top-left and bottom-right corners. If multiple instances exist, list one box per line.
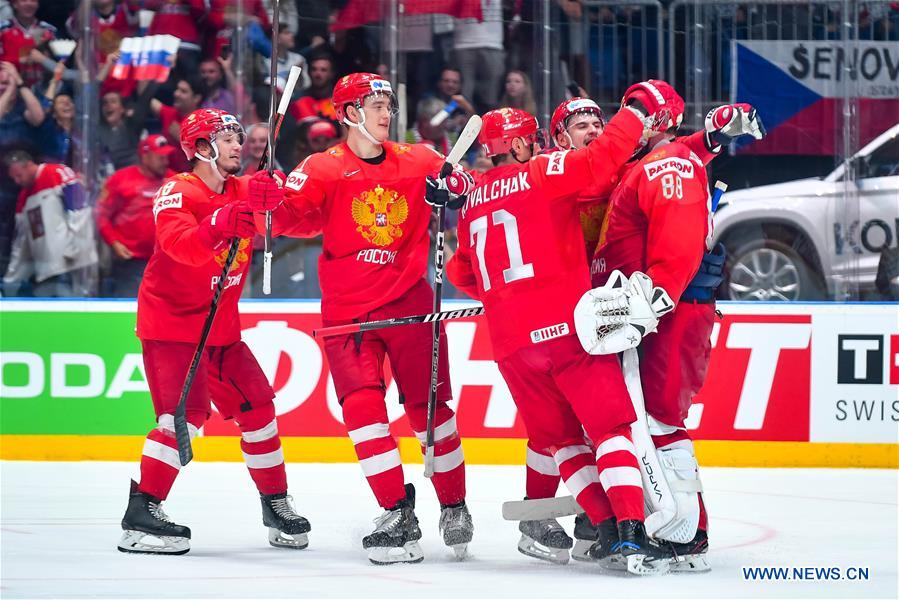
left=621, top=349, right=694, bottom=543
left=650, top=439, right=702, bottom=544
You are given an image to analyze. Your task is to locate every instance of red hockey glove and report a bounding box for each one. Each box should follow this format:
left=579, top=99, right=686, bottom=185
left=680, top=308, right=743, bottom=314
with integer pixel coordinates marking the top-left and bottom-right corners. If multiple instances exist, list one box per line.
left=198, top=201, right=256, bottom=249
left=426, top=175, right=466, bottom=210
left=248, top=169, right=286, bottom=212
left=704, top=104, right=766, bottom=150
left=621, top=79, right=683, bottom=133
left=445, top=168, right=475, bottom=197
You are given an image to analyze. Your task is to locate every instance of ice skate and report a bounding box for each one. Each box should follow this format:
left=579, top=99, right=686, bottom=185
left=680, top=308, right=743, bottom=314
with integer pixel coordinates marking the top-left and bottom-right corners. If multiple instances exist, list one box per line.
left=117, top=480, right=190, bottom=555
left=667, top=528, right=710, bottom=572
left=363, top=484, right=423, bottom=565
left=571, top=513, right=599, bottom=562
left=439, top=501, right=474, bottom=559
left=577, top=516, right=622, bottom=569
left=517, top=516, right=573, bottom=565
left=261, top=492, right=311, bottom=549
left=614, top=520, right=672, bottom=576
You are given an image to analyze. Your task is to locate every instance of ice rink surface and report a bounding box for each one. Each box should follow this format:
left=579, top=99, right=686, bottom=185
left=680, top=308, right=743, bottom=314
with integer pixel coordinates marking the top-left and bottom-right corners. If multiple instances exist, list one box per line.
left=1, top=461, right=896, bottom=599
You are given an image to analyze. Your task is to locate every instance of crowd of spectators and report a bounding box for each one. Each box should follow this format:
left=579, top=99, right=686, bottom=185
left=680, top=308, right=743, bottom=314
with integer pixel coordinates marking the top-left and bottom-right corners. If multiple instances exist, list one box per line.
left=0, top=0, right=896, bottom=299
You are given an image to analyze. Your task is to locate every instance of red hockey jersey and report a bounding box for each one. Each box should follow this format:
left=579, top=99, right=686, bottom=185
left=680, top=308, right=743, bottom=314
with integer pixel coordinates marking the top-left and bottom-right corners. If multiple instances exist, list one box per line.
left=591, top=140, right=711, bottom=303
left=146, top=0, right=206, bottom=47
left=0, top=16, right=55, bottom=88
left=446, top=109, right=643, bottom=359
left=136, top=172, right=252, bottom=345
left=275, top=141, right=445, bottom=320
left=577, top=129, right=715, bottom=261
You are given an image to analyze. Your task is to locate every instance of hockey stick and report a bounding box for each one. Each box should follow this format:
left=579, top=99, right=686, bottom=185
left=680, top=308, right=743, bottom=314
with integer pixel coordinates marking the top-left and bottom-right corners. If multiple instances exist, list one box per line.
left=261, top=64, right=302, bottom=294
left=312, top=306, right=484, bottom=339
left=710, top=180, right=727, bottom=212
left=262, top=0, right=282, bottom=295
left=174, top=238, right=239, bottom=466
left=173, top=40, right=295, bottom=467
left=424, top=115, right=482, bottom=478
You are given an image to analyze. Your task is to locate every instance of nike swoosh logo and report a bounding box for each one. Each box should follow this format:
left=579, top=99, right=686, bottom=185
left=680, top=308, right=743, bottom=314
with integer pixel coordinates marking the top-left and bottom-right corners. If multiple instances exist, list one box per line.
left=344, top=169, right=360, bottom=177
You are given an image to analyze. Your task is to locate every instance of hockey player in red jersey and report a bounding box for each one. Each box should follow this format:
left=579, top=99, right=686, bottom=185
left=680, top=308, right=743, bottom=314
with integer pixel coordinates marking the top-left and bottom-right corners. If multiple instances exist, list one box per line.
left=117, top=108, right=311, bottom=556
left=581, top=82, right=766, bottom=572
left=521, top=93, right=761, bottom=563
left=271, top=73, right=474, bottom=564
left=446, top=89, right=678, bottom=575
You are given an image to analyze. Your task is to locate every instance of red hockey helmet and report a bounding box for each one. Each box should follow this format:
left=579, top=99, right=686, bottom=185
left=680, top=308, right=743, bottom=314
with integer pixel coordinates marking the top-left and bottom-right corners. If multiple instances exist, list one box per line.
left=623, top=79, right=685, bottom=132
left=550, top=97, right=604, bottom=139
left=332, top=73, right=398, bottom=122
left=479, top=108, right=540, bottom=157
left=180, top=108, right=245, bottom=160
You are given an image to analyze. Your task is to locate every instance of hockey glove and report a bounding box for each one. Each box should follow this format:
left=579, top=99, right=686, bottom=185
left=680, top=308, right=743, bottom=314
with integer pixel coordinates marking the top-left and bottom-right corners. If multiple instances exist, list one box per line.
left=426, top=175, right=467, bottom=210
left=248, top=169, right=286, bottom=212
left=620, top=80, right=682, bottom=135
left=446, top=168, right=475, bottom=198
left=704, top=104, right=766, bottom=150
left=573, top=270, right=674, bottom=355
left=197, top=201, right=256, bottom=249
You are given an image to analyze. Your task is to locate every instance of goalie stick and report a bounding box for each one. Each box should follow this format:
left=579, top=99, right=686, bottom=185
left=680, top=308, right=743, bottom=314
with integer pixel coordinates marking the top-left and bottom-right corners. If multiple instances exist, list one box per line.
left=502, top=495, right=583, bottom=521
left=424, top=114, right=482, bottom=478
left=312, top=306, right=484, bottom=339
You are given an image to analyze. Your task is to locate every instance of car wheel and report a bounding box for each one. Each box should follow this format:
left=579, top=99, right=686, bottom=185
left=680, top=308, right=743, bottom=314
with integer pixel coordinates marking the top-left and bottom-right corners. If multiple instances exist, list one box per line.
left=725, top=238, right=825, bottom=301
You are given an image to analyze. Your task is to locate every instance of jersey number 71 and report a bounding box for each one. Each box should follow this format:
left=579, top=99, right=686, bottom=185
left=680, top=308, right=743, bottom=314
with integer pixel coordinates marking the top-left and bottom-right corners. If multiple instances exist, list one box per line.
left=469, top=209, right=535, bottom=292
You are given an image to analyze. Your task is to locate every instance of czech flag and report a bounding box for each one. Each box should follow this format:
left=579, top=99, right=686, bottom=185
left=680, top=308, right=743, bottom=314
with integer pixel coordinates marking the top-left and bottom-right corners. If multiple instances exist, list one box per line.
left=734, top=40, right=899, bottom=155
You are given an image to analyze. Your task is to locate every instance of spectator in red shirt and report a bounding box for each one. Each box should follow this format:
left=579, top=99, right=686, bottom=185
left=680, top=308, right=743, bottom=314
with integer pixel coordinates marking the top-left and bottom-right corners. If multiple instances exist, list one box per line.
left=145, top=0, right=206, bottom=76
left=0, top=0, right=56, bottom=89
left=66, top=0, right=137, bottom=97
left=288, top=53, right=336, bottom=123
left=149, top=76, right=204, bottom=173
left=96, top=134, right=175, bottom=297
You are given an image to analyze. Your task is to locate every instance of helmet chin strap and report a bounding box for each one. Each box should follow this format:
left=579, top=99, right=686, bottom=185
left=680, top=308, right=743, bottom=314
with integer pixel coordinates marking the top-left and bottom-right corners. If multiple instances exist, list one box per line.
left=195, top=137, right=228, bottom=183
left=344, top=105, right=381, bottom=146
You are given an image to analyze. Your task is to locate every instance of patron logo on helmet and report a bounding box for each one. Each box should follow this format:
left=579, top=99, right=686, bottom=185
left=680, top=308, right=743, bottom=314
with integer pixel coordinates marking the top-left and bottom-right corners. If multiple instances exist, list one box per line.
left=332, top=73, right=399, bottom=145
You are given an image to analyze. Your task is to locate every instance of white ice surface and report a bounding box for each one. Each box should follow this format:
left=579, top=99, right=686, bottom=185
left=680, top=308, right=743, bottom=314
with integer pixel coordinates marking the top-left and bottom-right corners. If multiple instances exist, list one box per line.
left=1, top=461, right=896, bottom=599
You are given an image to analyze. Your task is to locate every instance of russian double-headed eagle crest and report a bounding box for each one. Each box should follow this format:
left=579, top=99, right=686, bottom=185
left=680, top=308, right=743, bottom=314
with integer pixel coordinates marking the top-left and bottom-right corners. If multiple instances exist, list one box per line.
left=351, top=185, right=408, bottom=246
left=213, top=237, right=251, bottom=272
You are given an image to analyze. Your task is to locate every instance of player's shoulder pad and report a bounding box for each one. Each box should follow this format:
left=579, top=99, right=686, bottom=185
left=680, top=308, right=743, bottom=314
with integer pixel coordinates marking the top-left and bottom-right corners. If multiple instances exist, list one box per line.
left=641, top=143, right=701, bottom=182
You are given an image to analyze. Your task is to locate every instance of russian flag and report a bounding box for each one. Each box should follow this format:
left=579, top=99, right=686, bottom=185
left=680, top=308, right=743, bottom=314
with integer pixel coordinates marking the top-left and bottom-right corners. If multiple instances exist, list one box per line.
left=112, top=35, right=180, bottom=83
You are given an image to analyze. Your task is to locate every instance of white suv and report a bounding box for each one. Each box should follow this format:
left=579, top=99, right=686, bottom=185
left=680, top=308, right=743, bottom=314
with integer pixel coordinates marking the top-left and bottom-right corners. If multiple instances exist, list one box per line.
left=712, top=124, right=899, bottom=300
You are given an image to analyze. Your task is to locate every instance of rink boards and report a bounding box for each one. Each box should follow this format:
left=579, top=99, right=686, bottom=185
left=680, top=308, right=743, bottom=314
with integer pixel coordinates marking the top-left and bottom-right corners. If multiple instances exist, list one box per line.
left=1, top=300, right=896, bottom=468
